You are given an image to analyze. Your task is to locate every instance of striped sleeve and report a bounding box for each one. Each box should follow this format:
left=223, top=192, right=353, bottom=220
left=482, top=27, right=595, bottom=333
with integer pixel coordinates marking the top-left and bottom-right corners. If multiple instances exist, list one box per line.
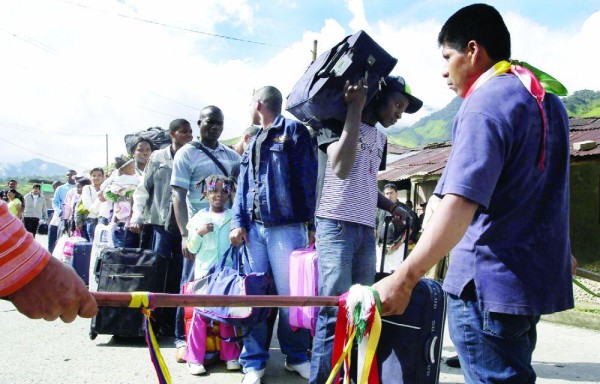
left=0, top=201, right=51, bottom=296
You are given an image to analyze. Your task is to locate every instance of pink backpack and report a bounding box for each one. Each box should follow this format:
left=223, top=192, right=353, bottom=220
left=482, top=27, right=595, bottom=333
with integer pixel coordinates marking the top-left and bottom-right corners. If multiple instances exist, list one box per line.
left=288, top=244, right=318, bottom=335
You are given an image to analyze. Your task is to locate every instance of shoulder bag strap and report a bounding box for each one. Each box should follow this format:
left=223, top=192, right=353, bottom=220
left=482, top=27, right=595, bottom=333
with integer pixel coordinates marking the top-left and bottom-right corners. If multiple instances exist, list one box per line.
left=190, top=141, right=229, bottom=177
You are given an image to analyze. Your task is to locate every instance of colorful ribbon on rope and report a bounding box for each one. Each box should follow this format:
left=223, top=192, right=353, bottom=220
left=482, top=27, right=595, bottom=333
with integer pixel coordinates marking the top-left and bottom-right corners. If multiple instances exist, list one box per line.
left=464, top=60, right=568, bottom=171
left=129, top=292, right=172, bottom=384
left=326, top=285, right=382, bottom=384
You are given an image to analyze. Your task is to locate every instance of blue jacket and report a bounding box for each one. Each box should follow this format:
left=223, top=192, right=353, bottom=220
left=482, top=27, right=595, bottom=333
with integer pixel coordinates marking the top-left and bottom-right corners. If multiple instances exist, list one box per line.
left=231, top=115, right=317, bottom=230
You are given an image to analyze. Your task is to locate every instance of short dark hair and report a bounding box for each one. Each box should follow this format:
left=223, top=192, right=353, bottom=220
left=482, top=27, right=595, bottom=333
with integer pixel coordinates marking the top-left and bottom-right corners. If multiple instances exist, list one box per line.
left=134, top=137, right=154, bottom=152
left=169, top=118, right=190, bottom=133
left=244, top=125, right=260, bottom=138
left=77, top=178, right=91, bottom=187
left=90, top=167, right=105, bottom=176
left=8, top=189, right=17, bottom=194
left=383, top=183, right=398, bottom=192
left=438, top=3, right=510, bottom=62
left=8, top=179, right=17, bottom=184
left=254, top=86, right=283, bottom=114
left=198, top=106, right=223, bottom=124
left=32, top=184, right=41, bottom=189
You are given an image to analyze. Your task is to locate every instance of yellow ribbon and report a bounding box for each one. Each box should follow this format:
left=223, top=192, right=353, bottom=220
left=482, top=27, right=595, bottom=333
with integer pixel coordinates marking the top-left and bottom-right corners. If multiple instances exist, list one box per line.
left=129, top=291, right=151, bottom=308
left=358, top=310, right=382, bottom=383
left=325, top=325, right=357, bottom=384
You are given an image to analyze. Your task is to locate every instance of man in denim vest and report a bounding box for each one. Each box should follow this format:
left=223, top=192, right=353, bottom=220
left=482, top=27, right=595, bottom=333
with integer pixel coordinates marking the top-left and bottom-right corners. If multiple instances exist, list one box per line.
left=230, top=86, right=317, bottom=384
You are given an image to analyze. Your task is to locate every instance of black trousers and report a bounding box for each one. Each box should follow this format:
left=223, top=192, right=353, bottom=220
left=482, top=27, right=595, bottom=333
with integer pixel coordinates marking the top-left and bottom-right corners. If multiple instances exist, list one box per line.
left=23, top=217, right=40, bottom=236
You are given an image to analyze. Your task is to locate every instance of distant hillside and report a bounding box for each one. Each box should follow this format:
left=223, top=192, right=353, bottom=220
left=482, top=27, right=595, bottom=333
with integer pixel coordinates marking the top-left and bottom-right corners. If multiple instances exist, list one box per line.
left=0, top=159, right=69, bottom=178
left=388, top=97, right=462, bottom=148
left=563, top=89, right=600, bottom=117
left=388, top=89, right=600, bottom=148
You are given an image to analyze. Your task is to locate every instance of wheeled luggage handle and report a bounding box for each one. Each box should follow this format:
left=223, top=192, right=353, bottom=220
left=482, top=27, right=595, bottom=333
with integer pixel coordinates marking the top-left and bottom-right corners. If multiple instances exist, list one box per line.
left=379, top=215, right=411, bottom=274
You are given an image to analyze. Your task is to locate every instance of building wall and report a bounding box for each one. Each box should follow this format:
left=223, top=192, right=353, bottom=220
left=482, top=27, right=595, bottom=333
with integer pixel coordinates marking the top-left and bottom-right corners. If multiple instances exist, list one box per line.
left=569, top=160, right=600, bottom=267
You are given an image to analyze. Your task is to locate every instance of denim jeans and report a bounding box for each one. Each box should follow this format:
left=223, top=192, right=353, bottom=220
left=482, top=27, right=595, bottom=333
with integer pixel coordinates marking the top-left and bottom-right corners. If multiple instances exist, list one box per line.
left=150, top=225, right=184, bottom=336
left=309, top=218, right=376, bottom=384
left=448, top=283, right=540, bottom=383
left=112, top=226, right=139, bottom=248
left=239, top=221, right=310, bottom=373
left=86, top=218, right=98, bottom=243
left=48, top=224, right=58, bottom=253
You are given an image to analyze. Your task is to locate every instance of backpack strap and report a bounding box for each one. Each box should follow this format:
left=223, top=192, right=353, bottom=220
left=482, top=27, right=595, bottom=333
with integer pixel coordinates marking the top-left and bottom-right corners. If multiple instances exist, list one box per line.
left=190, top=141, right=229, bottom=177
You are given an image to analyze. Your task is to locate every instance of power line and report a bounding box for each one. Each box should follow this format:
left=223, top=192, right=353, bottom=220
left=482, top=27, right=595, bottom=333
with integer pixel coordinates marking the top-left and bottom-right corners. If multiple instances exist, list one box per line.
left=57, top=0, right=287, bottom=48
left=0, top=121, right=106, bottom=137
left=0, top=137, right=80, bottom=169
left=0, top=24, right=60, bottom=55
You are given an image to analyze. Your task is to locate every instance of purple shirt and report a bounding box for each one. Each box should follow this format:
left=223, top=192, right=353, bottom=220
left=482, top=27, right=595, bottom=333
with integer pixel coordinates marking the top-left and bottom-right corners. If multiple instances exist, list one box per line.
left=436, top=74, right=573, bottom=315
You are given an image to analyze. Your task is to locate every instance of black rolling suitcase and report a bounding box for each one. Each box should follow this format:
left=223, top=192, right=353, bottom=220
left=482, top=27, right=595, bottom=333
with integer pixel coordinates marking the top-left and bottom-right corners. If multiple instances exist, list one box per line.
left=375, top=216, right=447, bottom=384
left=286, top=30, right=397, bottom=129
left=72, top=242, right=92, bottom=286
left=90, top=246, right=168, bottom=339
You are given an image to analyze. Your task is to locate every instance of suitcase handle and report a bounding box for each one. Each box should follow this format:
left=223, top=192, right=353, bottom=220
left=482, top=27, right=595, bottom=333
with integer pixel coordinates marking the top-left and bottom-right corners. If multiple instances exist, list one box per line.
left=379, top=214, right=411, bottom=274
left=426, top=335, right=439, bottom=364
left=317, top=40, right=350, bottom=78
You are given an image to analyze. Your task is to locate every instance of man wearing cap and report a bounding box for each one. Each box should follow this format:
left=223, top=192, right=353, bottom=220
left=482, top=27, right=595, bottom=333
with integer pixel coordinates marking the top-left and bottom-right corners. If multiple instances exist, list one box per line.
left=309, top=75, right=423, bottom=383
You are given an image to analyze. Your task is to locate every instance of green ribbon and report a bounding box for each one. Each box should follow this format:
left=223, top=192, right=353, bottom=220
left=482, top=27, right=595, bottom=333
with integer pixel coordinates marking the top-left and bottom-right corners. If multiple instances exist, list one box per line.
left=510, top=60, right=568, bottom=96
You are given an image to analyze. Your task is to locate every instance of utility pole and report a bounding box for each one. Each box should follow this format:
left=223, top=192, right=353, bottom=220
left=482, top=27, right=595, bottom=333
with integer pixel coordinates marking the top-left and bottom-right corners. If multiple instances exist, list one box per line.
left=105, top=134, right=109, bottom=167
left=312, top=40, right=318, bottom=62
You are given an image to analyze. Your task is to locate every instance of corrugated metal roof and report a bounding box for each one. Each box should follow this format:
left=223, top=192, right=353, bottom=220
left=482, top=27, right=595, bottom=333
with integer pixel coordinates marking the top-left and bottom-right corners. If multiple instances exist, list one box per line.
left=379, top=144, right=452, bottom=181
left=570, top=117, right=600, bottom=157
left=380, top=117, right=600, bottom=181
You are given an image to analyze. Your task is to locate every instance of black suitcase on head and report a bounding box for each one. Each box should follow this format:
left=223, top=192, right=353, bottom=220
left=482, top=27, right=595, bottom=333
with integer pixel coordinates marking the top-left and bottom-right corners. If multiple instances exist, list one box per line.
left=90, top=247, right=168, bottom=339
left=375, top=216, right=447, bottom=384
left=286, top=30, right=397, bottom=129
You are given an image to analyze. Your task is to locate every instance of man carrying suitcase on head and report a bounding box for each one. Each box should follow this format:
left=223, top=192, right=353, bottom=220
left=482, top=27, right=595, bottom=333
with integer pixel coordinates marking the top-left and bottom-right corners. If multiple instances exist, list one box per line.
left=374, top=4, right=575, bottom=383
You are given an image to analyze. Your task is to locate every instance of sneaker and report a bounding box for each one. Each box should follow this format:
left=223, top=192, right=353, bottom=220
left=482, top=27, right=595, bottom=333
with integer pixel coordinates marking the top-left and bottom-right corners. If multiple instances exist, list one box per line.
left=285, top=361, right=311, bottom=379
left=241, top=368, right=265, bottom=384
left=187, top=362, right=206, bottom=375
left=445, top=355, right=461, bottom=368
left=175, top=346, right=187, bottom=363
left=226, top=359, right=242, bottom=371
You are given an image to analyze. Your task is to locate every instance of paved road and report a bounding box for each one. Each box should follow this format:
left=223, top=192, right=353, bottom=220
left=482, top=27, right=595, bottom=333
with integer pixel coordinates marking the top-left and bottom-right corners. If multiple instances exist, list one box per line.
left=1, top=298, right=599, bottom=384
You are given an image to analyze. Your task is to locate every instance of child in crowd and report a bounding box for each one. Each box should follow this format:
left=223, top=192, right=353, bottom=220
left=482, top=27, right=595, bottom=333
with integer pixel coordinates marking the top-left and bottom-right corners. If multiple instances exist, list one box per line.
left=72, top=178, right=91, bottom=238
left=183, top=175, right=241, bottom=375
left=102, top=157, right=141, bottom=247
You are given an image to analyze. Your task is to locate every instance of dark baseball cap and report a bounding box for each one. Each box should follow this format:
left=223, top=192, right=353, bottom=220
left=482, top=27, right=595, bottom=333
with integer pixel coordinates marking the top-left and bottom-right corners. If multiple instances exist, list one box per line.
left=383, top=76, right=423, bottom=114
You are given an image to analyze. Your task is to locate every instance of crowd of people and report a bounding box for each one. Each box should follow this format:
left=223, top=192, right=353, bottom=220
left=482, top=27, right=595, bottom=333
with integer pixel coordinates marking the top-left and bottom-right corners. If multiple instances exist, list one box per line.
left=0, top=4, right=575, bottom=384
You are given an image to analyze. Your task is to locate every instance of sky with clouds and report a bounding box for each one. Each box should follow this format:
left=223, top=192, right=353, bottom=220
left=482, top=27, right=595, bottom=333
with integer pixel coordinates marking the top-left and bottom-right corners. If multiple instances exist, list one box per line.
left=1, top=0, right=599, bottom=170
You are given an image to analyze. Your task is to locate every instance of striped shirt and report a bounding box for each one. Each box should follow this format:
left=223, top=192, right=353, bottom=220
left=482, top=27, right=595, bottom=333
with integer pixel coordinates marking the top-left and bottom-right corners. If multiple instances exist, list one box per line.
left=171, top=140, right=241, bottom=217
left=0, top=201, right=51, bottom=296
left=316, top=123, right=387, bottom=228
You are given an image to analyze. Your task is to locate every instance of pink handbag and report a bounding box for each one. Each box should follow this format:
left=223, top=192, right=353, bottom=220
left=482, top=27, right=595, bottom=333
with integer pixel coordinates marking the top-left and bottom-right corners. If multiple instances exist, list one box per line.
left=288, top=244, right=318, bottom=335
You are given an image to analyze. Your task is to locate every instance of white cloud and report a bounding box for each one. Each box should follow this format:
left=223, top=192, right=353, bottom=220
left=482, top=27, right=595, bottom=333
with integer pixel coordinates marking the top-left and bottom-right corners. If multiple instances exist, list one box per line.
left=0, top=2, right=598, bottom=171
left=347, top=0, right=370, bottom=32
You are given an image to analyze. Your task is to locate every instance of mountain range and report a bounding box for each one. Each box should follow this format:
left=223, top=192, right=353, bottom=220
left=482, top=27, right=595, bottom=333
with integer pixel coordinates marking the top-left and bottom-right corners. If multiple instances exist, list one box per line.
left=0, top=159, right=69, bottom=179
left=387, top=89, right=600, bottom=148
left=4, top=90, right=599, bottom=178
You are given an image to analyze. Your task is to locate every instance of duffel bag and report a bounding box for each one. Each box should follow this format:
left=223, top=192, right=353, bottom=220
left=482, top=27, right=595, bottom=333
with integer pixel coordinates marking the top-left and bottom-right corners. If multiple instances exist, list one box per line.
left=124, top=126, right=171, bottom=155
left=196, top=245, right=271, bottom=328
left=286, top=30, right=397, bottom=129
